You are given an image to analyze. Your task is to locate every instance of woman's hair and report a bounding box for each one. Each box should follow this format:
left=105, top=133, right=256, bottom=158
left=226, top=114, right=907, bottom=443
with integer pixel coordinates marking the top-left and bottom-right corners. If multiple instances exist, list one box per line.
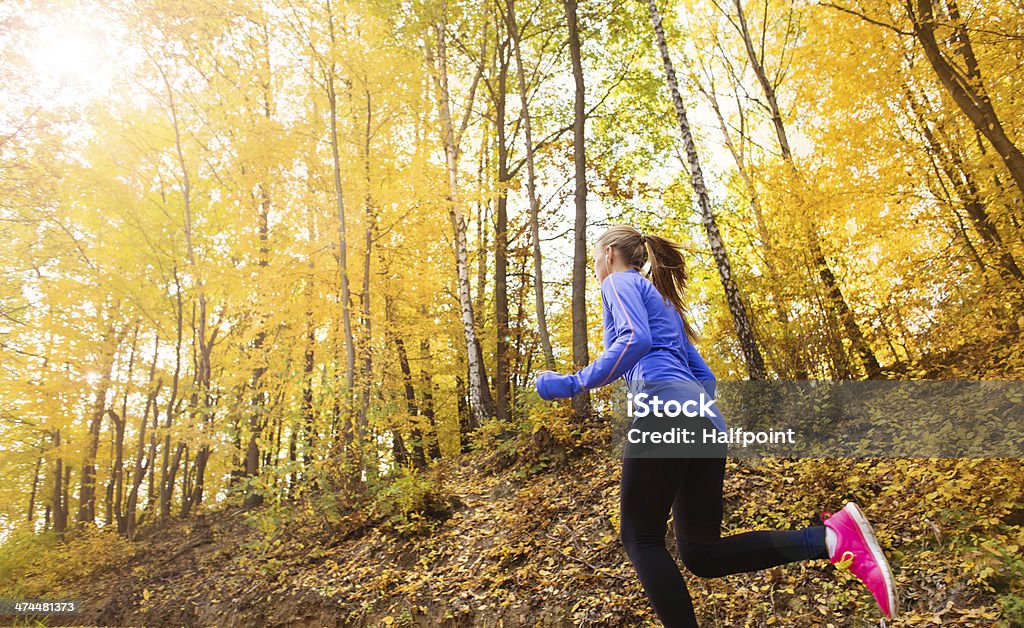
left=596, top=225, right=701, bottom=345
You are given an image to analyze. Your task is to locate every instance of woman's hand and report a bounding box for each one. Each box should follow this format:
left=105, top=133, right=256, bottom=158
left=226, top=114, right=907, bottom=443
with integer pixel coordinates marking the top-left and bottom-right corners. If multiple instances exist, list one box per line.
left=534, top=370, right=583, bottom=400
left=533, top=370, right=557, bottom=400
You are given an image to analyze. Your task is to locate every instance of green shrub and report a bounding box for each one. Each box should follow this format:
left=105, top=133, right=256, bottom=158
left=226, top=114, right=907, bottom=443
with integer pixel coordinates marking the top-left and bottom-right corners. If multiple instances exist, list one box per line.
left=0, top=523, right=137, bottom=599
left=368, top=471, right=456, bottom=537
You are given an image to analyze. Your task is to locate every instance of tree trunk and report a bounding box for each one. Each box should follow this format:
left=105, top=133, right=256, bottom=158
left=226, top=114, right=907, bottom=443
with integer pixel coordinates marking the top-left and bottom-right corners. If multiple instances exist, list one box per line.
left=63, top=465, right=72, bottom=520
left=324, top=13, right=358, bottom=489
left=646, top=0, right=767, bottom=380
left=109, top=326, right=137, bottom=532
left=383, top=294, right=410, bottom=468
left=494, top=26, right=512, bottom=424
left=50, top=428, right=66, bottom=536
left=427, top=18, right=495, bottom=426
left=159, top=55, right=218, bottom=518
left=77, top=317, right=123, bottom=527
left=181, top=445, right=191, bottom=514
left=475, top=128, right=490, bottom=319
left=393, top=315, right=425, bottom=470
left=419, top=337, right=442, bottom=461
left=127, top=339, right=160, bottom=538
left=905, top=84, right=1023, bottom=284
left=908, top=0, right=1024, bottom=200
left=28, top=443, right=42, bottom=524
left=564, top=0, right=594, bottom=419
left=104, top=409, right=124, bottom=530
left=698, top=76, right=806, bottom=378
left=455, top=374, right=471, bottom=453
left=302, top=199, right=319, bottom=481
left=356, top=80, right=377, bottom=486
left=505, top=0, right=556, bottom=371
left=243, top=37, right=277, bottom=503
left=243, top=183, right=272, bottom=511
left=159, top=269, right=183, bottom=524
left=732, top=0, right=880, bottom=378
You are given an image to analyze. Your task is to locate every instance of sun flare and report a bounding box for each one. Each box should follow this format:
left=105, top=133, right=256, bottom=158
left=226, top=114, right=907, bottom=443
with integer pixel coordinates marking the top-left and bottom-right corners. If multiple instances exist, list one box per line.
left=26, top=11, right=116, bottom=102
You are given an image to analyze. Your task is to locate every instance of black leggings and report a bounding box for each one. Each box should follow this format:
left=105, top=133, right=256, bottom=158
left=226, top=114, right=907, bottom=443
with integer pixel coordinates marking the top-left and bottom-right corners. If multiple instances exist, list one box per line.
left=619, top=454, right=829, bottom=627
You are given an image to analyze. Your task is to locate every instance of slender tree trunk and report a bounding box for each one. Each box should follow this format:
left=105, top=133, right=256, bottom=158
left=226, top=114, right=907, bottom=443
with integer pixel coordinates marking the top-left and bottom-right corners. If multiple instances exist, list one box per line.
left=127, top=340, right=160, bottom=538
left=243, top=40, right=277, bottom=503
left=159, top=58, right=217, bottom=517
left=505, top=0, right=555, bottom=371
left=732, top=0, right=880, bottom=378
left=104, top=409, right=125, bottom=530
left=564, top=0, right=594, bottom=419
left=646, top=0, right=767, bottom=380
left=455, top=374, right=471, bottom=453
left=28, top=443, right=42, bottom=524
left=78, top=317, right=124, bottom=527
left=301, top=307, right=317, bottom=450
left=243, top=185, right=272, bottom=510
left=166, top=441, right=185, bottom=518
left=145, top=434, right=156, bottom=518
left=109, top=326, right=137, bottom=532
left=908, top=0, right=1024, bottom=199
left=511, top=242, right=531, bottom=414
left=494, top=30, right=511, bottom=423
left=158, top=271, right=183, bottom=524
left=356, top=81, right=377, bottom=485
left=302, top=194, right=319, bottom=482
left=394, top=329, right=425, bottom=470
left=419, top=337, right=442, bottom=460
left=145, top=427, right=156, bottom=515
left=64, top=465, right=72, bottom=514
left=905, top=84, right=1023, bottom=284
left=427, top=18, right=495, bottom=425
left=51, top=428, right=66, bottom=536
left=698, top=77, right=806, bottom=378
left=383, top=294, right=410, bottom=468
left=476, top=124, right=490, bottom=319
left=320, top=4, right=357, bottom=491
left=181, top=445, right=191, bottom=515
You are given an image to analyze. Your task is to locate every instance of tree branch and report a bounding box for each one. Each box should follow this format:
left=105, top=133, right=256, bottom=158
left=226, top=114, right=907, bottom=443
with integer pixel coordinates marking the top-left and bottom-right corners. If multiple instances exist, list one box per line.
left=818, top=2, right=914, bottom=36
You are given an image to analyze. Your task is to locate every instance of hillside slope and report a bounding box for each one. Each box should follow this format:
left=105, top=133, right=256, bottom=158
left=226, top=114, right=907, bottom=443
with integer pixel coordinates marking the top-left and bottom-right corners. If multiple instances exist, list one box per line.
left=8, top=424, right=1022, bottom=627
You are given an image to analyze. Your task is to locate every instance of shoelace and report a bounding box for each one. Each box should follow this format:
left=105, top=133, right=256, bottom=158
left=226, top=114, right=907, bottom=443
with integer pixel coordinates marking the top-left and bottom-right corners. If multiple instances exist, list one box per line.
left=819, top=510, right=856, bottom=570
left=835, top=550, right=855, bottom=570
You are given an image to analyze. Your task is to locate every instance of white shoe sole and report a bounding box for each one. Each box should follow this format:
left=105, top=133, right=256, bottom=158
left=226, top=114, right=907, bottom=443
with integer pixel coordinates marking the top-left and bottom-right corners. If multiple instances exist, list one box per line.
left=844, top=502, right=898, bottom=617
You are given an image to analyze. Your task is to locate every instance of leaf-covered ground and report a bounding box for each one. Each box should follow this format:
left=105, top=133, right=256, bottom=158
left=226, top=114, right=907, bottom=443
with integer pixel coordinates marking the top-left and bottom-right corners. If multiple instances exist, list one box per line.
left=7, top=421, right=1022, bottom=627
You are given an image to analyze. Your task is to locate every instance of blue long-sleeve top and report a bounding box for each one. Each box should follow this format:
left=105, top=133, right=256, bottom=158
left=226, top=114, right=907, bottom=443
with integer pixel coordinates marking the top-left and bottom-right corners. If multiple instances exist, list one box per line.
left=563, top=268, right=718, bottom=403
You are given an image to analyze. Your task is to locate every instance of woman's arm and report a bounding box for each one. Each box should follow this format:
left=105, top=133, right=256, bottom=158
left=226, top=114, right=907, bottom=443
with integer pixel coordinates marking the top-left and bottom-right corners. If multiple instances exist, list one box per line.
left=536, top=273, right=652, bottom=400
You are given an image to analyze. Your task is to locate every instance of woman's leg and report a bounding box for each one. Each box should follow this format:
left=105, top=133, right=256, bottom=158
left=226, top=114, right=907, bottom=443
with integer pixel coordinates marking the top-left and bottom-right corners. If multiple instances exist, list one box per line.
left=620, top=456, right=699, bottom=627
left=672, top=453, right=830, bottom=578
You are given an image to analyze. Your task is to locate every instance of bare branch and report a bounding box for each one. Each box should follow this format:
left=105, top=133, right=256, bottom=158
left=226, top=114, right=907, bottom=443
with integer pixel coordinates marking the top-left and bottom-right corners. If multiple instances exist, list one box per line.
left=819, top=2, right=914, bottom=36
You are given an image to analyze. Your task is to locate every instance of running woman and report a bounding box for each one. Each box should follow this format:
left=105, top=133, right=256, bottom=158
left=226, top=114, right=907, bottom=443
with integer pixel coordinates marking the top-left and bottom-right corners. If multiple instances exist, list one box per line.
left=534, top=225, right=897, bottom=627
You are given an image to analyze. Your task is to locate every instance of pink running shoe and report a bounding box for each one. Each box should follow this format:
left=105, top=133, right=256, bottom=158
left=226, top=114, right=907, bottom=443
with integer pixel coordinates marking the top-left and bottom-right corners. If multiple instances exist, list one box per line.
left=822, top=502, right=898, bottom=618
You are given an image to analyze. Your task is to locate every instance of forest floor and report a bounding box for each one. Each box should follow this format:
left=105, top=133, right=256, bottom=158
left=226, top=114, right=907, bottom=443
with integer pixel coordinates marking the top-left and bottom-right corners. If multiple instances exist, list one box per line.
left=8, top=418, right=1022, bottom=628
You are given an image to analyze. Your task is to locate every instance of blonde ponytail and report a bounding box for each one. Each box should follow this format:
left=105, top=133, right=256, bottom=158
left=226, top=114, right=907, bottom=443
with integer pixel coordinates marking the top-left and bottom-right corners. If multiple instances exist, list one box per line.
left=596, top=225, right=700, bottom=344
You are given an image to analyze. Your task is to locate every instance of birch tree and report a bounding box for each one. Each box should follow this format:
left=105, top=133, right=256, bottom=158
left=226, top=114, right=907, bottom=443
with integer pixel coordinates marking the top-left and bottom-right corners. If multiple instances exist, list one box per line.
left=645, top=0, right=767, bottom=380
